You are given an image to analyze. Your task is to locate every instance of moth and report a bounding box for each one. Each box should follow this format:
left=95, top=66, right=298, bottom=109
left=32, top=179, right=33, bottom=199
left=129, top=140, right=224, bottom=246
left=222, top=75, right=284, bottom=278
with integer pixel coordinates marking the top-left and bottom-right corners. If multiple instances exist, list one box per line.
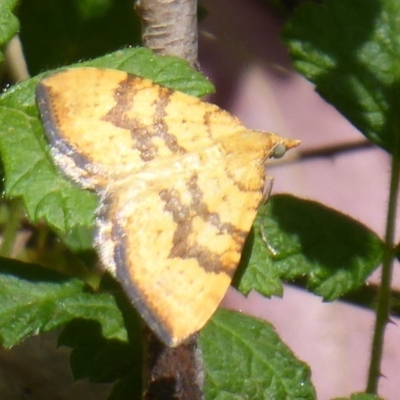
left=36, top=68, right=299, bottom=347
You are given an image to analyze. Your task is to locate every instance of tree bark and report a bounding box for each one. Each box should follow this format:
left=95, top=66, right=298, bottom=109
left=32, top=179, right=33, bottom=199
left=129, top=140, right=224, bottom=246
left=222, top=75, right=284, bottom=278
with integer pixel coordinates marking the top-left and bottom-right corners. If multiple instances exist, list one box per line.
left=135, top=0, right=199, bottom=69
left=143, top=331, right=204, bottom=400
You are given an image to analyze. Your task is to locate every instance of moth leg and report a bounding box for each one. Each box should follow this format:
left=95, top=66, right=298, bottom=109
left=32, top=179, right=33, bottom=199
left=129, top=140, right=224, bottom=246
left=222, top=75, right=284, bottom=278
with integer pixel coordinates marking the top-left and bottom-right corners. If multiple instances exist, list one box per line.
left=262, top=175, right=274, bottom=202
left=260, top=175, right=276, bottom=251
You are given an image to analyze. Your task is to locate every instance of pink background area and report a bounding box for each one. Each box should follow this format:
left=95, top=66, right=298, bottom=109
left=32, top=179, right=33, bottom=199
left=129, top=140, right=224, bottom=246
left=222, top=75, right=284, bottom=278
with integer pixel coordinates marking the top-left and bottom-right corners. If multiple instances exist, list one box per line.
left=199, top=1, right=400, bottom=399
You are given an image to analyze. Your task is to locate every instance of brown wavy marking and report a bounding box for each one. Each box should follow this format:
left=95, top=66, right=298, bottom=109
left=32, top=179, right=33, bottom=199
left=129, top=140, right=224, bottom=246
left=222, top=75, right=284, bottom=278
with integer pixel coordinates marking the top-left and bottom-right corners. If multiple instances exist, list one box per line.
left=103, top=75, right=186, bottom=162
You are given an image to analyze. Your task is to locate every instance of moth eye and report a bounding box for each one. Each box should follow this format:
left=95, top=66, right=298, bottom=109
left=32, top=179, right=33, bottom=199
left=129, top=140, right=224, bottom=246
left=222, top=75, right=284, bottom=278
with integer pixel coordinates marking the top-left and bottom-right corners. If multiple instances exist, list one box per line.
left=271, top=143, right=286, bottom=159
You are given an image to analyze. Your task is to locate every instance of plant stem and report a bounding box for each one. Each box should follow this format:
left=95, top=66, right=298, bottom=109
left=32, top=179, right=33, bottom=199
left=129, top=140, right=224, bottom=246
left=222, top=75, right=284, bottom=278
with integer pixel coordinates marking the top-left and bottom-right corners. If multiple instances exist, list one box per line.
left=366, top=152, right=400, bottom=393
left=0, top=199, right=24, bottom=257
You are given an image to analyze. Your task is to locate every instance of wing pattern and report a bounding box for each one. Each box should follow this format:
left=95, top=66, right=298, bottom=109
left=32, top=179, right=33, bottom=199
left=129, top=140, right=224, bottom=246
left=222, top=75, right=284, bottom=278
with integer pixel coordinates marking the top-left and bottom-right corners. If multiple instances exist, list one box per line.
left=36, top=68, right=300, bottom=346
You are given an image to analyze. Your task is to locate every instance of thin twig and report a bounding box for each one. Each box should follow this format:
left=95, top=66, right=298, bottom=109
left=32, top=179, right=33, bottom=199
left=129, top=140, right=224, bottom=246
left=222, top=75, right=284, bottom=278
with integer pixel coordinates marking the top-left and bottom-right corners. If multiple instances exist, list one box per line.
left=0, top=199, right=25, bottom=258
left=366, top=150, right=399, bottom=393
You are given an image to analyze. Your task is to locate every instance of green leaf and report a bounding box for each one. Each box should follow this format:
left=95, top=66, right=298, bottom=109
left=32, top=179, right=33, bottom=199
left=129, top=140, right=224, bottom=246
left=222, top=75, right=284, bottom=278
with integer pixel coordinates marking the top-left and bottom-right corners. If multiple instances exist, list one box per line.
left=0, top=47, right=214, bottom=236
left=18, top=0, right=141, bottom=75
left=0, top=88, right=98, bottom=233
left=201, top=309, right=315, bottom=400
left=0, top=257, right=127, bottom=348
left=78, top=47, right=215, bottom=97
left=58, top=274, right=143, bottom=395
left=0, top=0, right=19, bottom=65
left=234, top=226, right=285, bottom=297
left=236, top=195, right=384, bottom=301
left=107, top=370, right=143, bottom=400
left=58, top=319, right=136, bottom=383
left=57, top=225, right=95, bottom=252
left=283, top=0, right=400, bottom=155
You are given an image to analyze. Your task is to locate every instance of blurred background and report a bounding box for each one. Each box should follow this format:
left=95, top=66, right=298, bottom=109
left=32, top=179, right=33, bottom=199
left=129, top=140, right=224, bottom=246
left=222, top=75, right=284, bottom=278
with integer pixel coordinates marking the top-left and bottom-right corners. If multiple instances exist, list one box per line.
left=199, top=1, right=400, bottom=399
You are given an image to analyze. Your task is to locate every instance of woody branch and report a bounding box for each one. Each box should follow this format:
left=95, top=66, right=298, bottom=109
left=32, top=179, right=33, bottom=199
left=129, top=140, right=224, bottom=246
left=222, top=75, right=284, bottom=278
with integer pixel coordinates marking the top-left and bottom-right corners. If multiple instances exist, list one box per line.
left=135, top=0, right=199, bottom=69
left=134, top=1, right=204, bottom=399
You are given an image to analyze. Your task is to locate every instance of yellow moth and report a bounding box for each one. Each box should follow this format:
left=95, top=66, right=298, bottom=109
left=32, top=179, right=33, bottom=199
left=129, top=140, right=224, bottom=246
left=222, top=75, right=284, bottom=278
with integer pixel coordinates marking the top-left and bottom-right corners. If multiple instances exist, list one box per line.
left=36, top=68, right=299, bottom=347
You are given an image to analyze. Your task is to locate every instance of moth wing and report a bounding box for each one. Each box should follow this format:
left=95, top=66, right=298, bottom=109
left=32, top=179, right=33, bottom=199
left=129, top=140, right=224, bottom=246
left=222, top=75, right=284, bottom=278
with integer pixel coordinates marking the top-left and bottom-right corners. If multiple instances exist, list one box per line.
left=36, top=68, right=248, bottom=189
left=99, top=145, right=266, bottom=347
left=36, top=67, right=300, bottom=347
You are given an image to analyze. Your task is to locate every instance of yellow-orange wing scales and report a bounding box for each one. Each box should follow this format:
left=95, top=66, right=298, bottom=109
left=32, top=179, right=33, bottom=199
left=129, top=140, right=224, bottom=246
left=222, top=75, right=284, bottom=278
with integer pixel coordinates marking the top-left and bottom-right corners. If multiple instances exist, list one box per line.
left=36, top=68, right=299, bottom=347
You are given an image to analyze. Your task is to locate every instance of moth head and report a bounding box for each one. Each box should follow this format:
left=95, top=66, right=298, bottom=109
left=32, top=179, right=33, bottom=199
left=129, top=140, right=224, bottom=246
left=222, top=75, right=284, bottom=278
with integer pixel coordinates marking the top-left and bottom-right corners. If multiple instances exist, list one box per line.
left=270, top=142, right=287, bottom=159
left=262, top=136, right=300, bottom=165
left=268, top=136, right=300, bottom=159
